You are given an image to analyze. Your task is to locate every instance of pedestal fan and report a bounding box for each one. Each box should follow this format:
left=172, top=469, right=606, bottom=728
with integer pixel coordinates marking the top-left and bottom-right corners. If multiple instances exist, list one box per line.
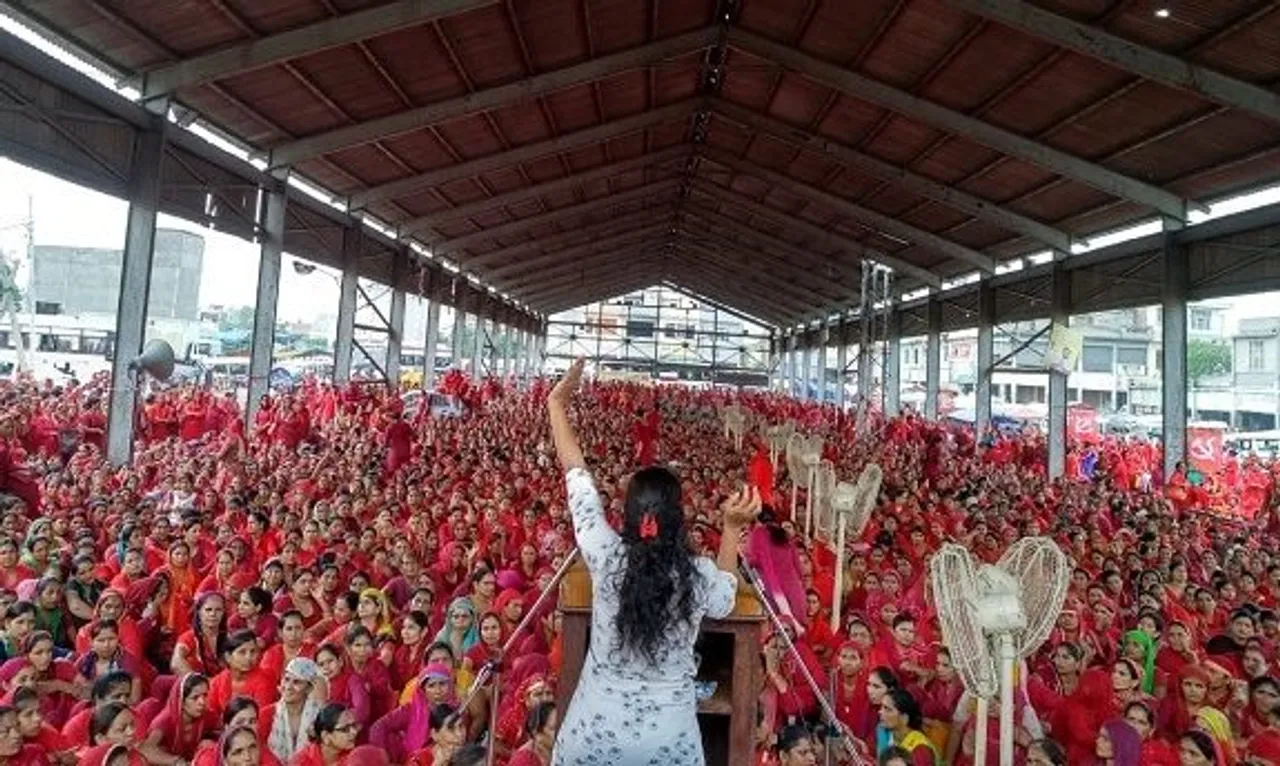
left=801, top=436, right=823, bottom=538
left=810, top=460, right=837, bottom=544
left=829, top=463, right=881, bottom=633
left=929, top=537, right=1070, bottom=766
left=785, top=433, right=808, bottom=523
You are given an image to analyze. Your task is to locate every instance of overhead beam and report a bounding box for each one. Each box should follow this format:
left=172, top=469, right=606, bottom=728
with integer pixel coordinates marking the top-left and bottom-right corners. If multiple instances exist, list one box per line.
left=675, top=241, right=829, bottom=317
left=953, top=0, right=1280, bottom=125
left=501, top=244, right=668, bottom=295
left=353, top=101, right=696, bottom=208
left=728, top=28, right=1194, bottom=220
left=687, top=179, right=942, bottom=287
left=680, top=203, right=861, bottom=284
left=699, top=146, right=996, bottom=272
left=672, top=256, right=807, bottom=324
left=661, top=278, right=790, bottom=328
left=488, top=223, right=673, bottom=281
left=521, top=255, right=666, bottom=307
left=271, top=29, right=717, bottom=165
left=434, top=179, right=680, bottom=254
left=657, top=280, right=780, bottom=328
left=710, top=98, right=1074, bottom=252
left=132, top=0, right=497, bottom=99
left=500, top=240, right=668, bottom=292
left=458, top=205, right=675, bottom=270
left=401, top=146, right=689, bottom=234
left=674, top=226, right=852, bottom=307
left=539, top=273, right=662, bottom=314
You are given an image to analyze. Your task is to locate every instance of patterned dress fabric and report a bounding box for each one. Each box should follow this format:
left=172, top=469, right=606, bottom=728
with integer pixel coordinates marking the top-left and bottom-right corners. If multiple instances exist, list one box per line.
left=552, top=468, right=738, bottom=766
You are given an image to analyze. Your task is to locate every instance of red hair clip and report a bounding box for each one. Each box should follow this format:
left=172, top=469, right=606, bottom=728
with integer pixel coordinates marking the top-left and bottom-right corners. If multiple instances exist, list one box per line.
left=639, top=513, right=659, bottom=540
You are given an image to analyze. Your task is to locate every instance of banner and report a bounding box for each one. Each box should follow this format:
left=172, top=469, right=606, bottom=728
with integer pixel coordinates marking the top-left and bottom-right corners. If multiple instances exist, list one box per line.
left=1045, top=323, right=1083, bottom=375
left=1067, top=405, right=1099, bottom=443
left=1187, top=426, right=1225, bottom=475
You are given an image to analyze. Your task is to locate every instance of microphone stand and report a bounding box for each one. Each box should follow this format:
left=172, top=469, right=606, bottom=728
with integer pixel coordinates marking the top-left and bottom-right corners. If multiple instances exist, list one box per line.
left=455, top=547, right=580, bottom=766
left=739, top=558, right=870, bottom=766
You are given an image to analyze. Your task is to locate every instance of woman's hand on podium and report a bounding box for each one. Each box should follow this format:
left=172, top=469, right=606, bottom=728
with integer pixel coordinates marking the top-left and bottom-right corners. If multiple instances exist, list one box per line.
left=721, top=485, right=761, bottom=530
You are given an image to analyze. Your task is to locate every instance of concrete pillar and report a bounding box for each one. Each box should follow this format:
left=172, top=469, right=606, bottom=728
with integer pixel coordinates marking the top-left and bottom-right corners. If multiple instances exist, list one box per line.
left=789, top=337, right=799, bottom=398
left=471, top=312, right=486, bottom=382
left=385, top=252, right=407, bottom=387
left=835, top=330, right=848, bottom=408
left=332, top=228, right=359, bottom=385
left=817, top=328, right=829, bottom=403
left=246, top=176, right=287, bottom=428
left=1047, top=261, right=1070, bottom=479
left=924, top=300, right=942, bottom=419
left=423, top=297, right=440, bottom=390
left=107, top=121, right=165, bottom=466
left=885, top=311, right=901, bottom=416
left=451, top=301, right=467, bottom=369
left=1163, top=219, right=1189, bottom=477
left=802, top=346, right=815, bottom=401
left=975, top=280, right=995, bottom=437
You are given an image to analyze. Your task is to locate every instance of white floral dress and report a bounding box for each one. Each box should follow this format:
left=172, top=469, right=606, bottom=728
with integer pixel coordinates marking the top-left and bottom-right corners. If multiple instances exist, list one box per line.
left=552, top=467, right=738, bottom=766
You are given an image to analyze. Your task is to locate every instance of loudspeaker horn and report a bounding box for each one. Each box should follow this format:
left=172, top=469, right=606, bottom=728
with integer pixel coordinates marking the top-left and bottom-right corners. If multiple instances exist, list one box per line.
left=129, top=339, right=175, bottom=381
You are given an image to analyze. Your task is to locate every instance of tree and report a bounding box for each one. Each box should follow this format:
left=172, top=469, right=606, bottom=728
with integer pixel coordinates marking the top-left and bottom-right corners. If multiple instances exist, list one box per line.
left=1187, top=339, right=1232, bottom=382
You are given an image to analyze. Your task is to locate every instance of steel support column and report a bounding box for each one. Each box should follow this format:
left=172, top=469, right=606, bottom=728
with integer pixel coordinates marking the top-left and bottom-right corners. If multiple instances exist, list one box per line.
left=788, top=336, right=799, bottom=398
left=332, top=228, right=360, bottom=385
left=451, top=301, right=467, bottom=369
left=1048, top=261, right=1070, bottom=479
left=835, top=328, right=848, bottom=408
left=924, top=300, right=942, bottom=419
left=1163, top=218, right=1189, bottom=478
left=885, top=312, right=901, bottom=417
left=817, top=328, right=829, bottom=403
left=423, top=296, right=441, bottom=390
left=975, top=280, right=996, bottom=437
left=802, top=346, right=815, bottom=401
left=246, top=176, right=287, bottom=428
left=471, top=313, right=485, bottom=382
left=385, top=252, right=407, bottom=387
left=107, top=120, right=165, bottom=466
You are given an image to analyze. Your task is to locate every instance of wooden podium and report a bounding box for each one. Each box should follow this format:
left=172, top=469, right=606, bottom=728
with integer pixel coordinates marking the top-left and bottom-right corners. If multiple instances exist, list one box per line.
left=556, top=559, right=764, bottom=766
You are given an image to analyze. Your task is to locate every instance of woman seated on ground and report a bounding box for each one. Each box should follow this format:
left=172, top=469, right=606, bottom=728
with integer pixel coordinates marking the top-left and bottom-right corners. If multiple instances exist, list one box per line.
left=507, top=701, right=556, bottom=766
left=143, top=673, right=210, bottom=765
left=404, top=704, right=466, bottom=766
left=289, top=703, right=359, bottom=766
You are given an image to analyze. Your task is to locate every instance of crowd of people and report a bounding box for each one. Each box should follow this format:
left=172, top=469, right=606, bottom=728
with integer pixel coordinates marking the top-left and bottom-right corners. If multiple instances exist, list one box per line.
left=0, top=365, right=1277, bottom=765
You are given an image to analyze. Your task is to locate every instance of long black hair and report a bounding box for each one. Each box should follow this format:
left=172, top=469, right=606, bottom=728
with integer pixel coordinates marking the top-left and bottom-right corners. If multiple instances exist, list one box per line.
left=613, top=466, right=698, bottom=665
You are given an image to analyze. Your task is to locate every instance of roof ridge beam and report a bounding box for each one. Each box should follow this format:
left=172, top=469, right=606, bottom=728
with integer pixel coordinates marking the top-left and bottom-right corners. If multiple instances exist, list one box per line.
left=677, top=239, right=839, bottom=314
left=131, top=0, right=498, bottom=99
left=662, top=277, right=790, bottom=327
left=487, top=222, right=674, bottom=280
left=670, top=251, right=819, bottom=318
left=351, top=101, right=697, bottom=209
left=699, top=147, right=995, bottom=273
left=673, top=221, right=859, bottom=302
left=401, top=146, right=690, bottom=234
left=498, top=241, right=670, bottom=290
left=709, top=98, right=1073, bottom=252
left=686, top=178, right=942, bottom=287
left=657, top=281, right=779, bottom=328
left=952, top=0, right=1280, bottom=125
left=727, top=28, right=1195, bottom=221
left=458, top=206, right=674, bottom=269
left=271, top=28, right=718, bottom=166
left=434, top=180, right=679, bottom=254
left=517, top=251, right=666, bottom=302
left=531, top=268, right=662, bottom=311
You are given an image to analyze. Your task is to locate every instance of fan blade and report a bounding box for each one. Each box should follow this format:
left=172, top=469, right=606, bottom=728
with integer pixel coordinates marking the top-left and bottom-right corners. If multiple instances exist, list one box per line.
left=930, top=544, right=998, bottom=698
left=996, top=537, right=1071, bottom=657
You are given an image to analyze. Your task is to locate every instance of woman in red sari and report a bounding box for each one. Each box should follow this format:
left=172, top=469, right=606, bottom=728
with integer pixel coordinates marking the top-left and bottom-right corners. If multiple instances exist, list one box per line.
left=74, top=620, right=144, bottom=703
left=1158, top=663, right=1212, bottom=738
left=831, top=642, right=869, bottom=735
left=207, top=630, right=276, bottom=720
left=1123, top=701, right=1179, bottom=766
left=507, top=701, right=556, bottom=766
left=172, top=593, right=227, bottom=678
left=288, top=703, right=358, bottom=766
left=159, top=542, right=197, bottom=637
left=493, top=669, right=553, bottom=758
left=24, top=631, right=79, bottom=729
left=1050, top=667, right=1114, bottom=765
left=381, top=611, right=429, bottom=694
left=143, top=673, right=210, bottom=763
left=314, top=645, right=369, bottom=729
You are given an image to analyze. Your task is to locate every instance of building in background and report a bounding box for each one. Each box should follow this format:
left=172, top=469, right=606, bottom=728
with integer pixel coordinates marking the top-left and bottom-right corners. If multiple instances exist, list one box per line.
left=0, top=229, right=208, bottom=379
left=544, top=286, right=772, bottom=386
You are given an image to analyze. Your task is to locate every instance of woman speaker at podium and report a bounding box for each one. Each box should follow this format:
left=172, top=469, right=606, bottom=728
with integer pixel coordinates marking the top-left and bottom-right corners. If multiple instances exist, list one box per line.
left=546, top=359, right=760, bottom=766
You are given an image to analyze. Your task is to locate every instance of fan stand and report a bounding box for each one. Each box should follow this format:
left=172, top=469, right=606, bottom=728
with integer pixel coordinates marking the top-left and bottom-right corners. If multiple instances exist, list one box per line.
left=738, top=559, right=871, bottom=766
